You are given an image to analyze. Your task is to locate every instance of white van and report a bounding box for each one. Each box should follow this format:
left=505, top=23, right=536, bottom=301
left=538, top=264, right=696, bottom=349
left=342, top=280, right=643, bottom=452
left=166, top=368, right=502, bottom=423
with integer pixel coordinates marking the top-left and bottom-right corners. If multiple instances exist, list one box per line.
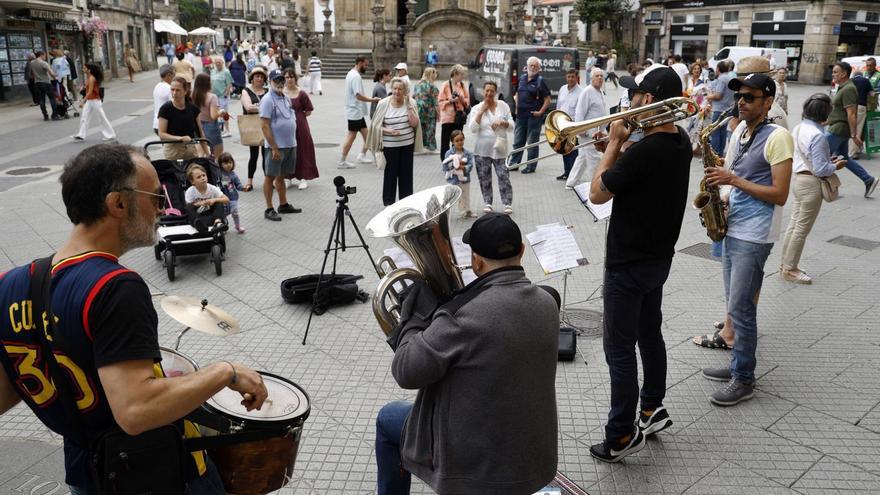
left=708, top=46, right=788, bottom=72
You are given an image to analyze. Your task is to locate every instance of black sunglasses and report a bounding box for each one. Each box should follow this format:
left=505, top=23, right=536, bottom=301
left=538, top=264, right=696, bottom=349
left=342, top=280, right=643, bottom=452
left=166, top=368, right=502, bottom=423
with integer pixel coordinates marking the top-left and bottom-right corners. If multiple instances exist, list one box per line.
left=734, top=92, right=768, bottom=104
left=121, top=187, right=165, bottom=210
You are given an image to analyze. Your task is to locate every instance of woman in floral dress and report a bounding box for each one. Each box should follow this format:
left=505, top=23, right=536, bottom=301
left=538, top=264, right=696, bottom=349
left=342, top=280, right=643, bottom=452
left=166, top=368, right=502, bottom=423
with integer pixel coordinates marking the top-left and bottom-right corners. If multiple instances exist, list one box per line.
left=413, top=67, right=439, bottom=152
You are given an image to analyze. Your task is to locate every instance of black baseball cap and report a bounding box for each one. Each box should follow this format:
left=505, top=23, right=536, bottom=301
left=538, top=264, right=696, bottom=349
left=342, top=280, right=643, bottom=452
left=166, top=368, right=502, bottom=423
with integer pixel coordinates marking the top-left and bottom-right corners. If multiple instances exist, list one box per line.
left=462, top=213, right=522, bottom=260
left=619, top=64, right=683, bottom=100
left=728, top=73, right=776, bottom=97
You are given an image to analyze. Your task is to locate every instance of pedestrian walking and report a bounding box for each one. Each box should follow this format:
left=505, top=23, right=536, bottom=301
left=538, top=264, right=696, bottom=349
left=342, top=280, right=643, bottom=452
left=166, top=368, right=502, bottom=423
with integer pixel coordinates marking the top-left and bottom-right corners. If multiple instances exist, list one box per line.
left=192, top=73, right=223, bottom=157
left=25, top=53, right=40, bottom=106
left=210, top=56, right=233, bottom=137
left=163, top=41, right=175, bottom=65
left=367, top=77, right=422, bottom=206
left=152, top=64, right=174, bottom=134
left=229, top=52, right=247, bottom=97
left=260, top=69, right=302, bottom=221
left=31, top=51, right=60, bottom=121
left=124, top=44, right=138, bottom=83
left=158, top=77, right=210, bottom=160
left=340, top=56, right=380, bottom=168
left=605, top=49, right=619, bottom=88
left=241, top=66, right=269, bottom=191
left=438, top=64, right=471, bottom=164
left=72, top=63, right=116, bottom=142
left=555, top=68, right=582, bottom=180
left=172, top=51, right=195, bottom=87
left=826, top=61, right=878, bottom=198
left=371, top=69, right=391, bottom=119
left=413, top=67, right=439, bottom=152
left=307, top=51, right=322, bottom=95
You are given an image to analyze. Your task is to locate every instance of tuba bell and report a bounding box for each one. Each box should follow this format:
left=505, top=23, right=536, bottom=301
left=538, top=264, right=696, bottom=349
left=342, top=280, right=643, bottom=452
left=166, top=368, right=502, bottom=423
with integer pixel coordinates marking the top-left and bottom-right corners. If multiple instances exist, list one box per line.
left=366, top=185, right=465, bottom=336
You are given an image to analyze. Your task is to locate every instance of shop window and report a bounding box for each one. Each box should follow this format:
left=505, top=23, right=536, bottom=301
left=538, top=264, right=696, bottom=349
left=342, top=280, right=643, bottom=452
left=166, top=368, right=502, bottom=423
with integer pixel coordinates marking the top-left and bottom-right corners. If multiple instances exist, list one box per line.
left=721, top=35, right=737, bottom=48
left=723, top=11, right=738, bottom=23
left=672, top=15, right=686, bottom=24
left=841, top=11, right=858, bottom=22
left=783, top=10, right=805, bottom=21
left=867, top=12, right=879, bottom=24
left=753, top=12, right=774, bottom=22
left=693, top=14, right=710, bottom=24
left=649, top=10, right=662, bottom=21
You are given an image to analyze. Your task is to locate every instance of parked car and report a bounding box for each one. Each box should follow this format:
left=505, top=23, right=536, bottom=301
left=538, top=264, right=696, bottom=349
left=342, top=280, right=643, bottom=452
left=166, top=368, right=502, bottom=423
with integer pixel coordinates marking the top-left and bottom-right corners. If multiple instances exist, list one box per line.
left=708, top=46, right=788, bottom=72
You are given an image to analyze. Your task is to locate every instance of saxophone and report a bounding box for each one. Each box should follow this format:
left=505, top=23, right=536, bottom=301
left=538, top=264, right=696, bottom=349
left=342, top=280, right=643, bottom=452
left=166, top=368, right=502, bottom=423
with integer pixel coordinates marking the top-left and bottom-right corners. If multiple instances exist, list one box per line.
left=692, top=108, right=733, bottom=242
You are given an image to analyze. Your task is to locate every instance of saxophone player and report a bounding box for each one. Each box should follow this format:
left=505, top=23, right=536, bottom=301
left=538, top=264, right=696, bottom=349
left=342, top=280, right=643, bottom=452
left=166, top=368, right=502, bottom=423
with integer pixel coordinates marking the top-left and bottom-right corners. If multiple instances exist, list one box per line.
left=588, top=64, right=692, bottom=462
left=700, top=73, right=792, bottom=406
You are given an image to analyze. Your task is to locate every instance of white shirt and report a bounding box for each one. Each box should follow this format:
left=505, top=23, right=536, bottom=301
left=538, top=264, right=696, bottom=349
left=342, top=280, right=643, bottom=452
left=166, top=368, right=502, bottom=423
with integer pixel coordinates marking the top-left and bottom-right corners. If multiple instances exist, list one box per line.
left=185, top=183, right=224, bottom=204
left=556, top=83, right=582, bottom=118
left=671, top=63, right=688, bottom=93
left=152, top=81, right=171, bottom=130
left=574, top=85, right=607, bottom=136
left=467, top=100, right=514, bottom=160
left=185, top=52, right=196, bottom=67
left=345, top=68, right=368, bottom=120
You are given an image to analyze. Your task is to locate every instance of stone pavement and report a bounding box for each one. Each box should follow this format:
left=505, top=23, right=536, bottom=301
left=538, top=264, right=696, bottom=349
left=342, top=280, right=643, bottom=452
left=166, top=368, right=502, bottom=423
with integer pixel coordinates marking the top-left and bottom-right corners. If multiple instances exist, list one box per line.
left=0, top=71, right=879, bottom=495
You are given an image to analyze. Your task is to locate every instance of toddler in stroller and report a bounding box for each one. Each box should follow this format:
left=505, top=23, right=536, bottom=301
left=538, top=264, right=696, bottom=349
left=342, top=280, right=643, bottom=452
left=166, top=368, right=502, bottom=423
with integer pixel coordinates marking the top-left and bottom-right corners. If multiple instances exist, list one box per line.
left=185, top=162, right=229, bottom=234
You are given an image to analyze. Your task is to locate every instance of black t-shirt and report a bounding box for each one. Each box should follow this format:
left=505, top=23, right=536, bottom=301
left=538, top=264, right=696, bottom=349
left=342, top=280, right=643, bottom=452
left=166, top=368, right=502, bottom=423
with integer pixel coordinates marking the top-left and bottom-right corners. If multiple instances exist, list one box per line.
left=158, top=101, right=201, bottom=138
left=601, top=127, right=692, bottom=268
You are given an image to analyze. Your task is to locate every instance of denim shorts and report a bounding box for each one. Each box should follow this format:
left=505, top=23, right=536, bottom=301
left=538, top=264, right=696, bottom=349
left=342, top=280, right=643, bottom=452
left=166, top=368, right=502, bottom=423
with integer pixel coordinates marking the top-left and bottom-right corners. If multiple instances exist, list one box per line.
left=201, top=120, right=222, bottom=147
left=218, top=96, right=229, bottom=111
left=264, top=147, right=296, bottom=177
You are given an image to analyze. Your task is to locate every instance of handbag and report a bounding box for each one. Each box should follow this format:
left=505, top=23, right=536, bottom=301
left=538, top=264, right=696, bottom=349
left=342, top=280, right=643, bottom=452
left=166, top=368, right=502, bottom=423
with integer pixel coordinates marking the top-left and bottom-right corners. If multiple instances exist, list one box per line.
left=493, top=134, right=509, bottom=156
left=449, top=80, right=468, bottom=127
left=29, top=256, right=190, bottom=495
left=237, top=114, right=263, bottom=147
left=793, top=127, right=840, bottom=203
left=375, top=148, right=387, bottom=170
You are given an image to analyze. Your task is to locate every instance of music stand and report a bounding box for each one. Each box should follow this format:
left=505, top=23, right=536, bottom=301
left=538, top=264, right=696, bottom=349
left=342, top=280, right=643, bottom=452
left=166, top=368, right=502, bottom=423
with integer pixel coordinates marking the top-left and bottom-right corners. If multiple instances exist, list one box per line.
left=302, top=178, right=381, bottom=345
left=526, top=223, right=588, bottom=328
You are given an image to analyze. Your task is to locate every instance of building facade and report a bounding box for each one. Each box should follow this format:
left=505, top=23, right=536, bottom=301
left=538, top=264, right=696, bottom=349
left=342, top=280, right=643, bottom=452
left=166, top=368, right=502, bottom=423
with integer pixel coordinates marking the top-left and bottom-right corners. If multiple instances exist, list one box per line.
left=91, top=0, right=158, bottom=78
left=211, top=0, right=294, bottom=45
left=638, top=0, right=880, bottom=83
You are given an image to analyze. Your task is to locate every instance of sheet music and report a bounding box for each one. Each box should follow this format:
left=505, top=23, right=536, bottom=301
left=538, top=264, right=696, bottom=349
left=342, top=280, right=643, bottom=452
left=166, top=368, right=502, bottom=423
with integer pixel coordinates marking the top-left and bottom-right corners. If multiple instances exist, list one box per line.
left=526, top=223, right=588, bottom=275
left=572, top=182, right=613, bottom=221
left=383, top=236, right=477, bottom=286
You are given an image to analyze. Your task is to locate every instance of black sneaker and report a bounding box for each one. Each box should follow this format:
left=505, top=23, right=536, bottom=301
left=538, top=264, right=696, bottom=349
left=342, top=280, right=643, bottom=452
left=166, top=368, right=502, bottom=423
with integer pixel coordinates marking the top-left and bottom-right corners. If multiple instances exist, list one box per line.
left=638, top=406, right=673, bottom=436
left=43, top=115, right=49, bottom=121
left=264, top=208, right=282, bottom=221
left=702, top=367, right=732, bottom=382
left=556, top=174, right=568, bottom=181
left=865, top=178, right=879, bottom=199
left=589, top=429, right=646, bottom=463
left=710, top=378, right=754, bottom=406
left=277, top=203, right=302, bottom=214
left=521, top=167, right=536, bottom=174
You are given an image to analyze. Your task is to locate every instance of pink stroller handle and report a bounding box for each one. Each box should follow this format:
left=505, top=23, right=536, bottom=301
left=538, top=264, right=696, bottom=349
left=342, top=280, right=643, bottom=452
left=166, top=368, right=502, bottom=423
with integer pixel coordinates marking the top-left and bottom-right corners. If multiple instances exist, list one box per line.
left=162, top=184, right=183, bottom=216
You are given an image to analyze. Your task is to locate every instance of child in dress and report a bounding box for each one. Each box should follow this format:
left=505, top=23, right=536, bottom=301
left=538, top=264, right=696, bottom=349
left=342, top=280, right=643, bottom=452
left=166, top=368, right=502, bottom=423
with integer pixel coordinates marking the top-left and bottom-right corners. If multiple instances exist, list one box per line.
left=184, top=163, right=229, bottom=233
left=217, top=153, right=246, bottom=233
left=442, top=130, right=475, bottom=218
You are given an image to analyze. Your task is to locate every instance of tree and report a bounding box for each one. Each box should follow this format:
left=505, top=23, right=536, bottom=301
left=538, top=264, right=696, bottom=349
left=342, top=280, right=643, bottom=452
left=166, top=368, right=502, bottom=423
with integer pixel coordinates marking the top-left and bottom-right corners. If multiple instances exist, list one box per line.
left=574, top=0, right=633, bottom=43
left=179, top=0, right=212, bottom=31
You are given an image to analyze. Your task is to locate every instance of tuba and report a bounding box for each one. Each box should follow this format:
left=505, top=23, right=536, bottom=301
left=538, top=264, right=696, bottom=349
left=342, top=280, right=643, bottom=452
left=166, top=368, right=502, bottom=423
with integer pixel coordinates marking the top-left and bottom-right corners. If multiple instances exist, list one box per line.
left=366, top=185, right=465, bottom=336
left=692, top=108, right=733, bottom=242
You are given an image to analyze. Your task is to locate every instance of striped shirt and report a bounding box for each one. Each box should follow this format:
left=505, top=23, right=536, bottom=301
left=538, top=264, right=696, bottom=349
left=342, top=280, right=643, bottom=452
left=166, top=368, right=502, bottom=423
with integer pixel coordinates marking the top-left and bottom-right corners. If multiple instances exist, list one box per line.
left=308, top=56, right=321, bottom=74
left=382, top=104, right=415, bottom=148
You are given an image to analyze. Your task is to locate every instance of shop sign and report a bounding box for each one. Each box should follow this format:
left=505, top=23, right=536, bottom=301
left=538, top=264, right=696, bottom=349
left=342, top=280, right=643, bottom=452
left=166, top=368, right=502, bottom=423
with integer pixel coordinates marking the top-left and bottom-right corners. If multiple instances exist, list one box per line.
left=751, top=21, right=806, bottom=35
left=7, top=20, right=37, bottom=28
left=644, top=19, right=662, bottom=26
left=51, top=21, right=80, bottom=32
left=28, top=9, right=65, bottom=20
left=839, top=22, right=880, bottom=38
left=666, top=0, right=799, bottom=8
left=670, top=24, right=709, bottom=36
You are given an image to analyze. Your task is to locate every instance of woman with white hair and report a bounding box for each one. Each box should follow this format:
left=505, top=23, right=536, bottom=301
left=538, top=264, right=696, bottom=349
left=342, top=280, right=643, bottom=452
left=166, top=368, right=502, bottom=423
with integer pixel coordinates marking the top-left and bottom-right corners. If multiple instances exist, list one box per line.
left=367, top=77, right=423, bottom=206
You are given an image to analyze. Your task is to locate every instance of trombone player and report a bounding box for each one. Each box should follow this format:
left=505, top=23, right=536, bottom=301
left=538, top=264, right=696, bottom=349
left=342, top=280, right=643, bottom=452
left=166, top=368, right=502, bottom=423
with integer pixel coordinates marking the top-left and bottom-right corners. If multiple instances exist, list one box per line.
left=587, top=64, right=693, bottom=462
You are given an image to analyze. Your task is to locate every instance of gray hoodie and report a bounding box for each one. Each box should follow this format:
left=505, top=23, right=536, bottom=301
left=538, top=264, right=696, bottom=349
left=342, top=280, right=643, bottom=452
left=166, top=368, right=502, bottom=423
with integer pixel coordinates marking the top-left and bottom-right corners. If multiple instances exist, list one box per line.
left=392, top=266, right=559, bottom=494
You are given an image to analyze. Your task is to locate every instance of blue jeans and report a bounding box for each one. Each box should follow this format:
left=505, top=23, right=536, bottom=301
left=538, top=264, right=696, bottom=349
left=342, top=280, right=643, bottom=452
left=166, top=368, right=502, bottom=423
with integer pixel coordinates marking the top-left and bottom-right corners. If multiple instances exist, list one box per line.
left=510, top=113, right=543, bottom=171
left=376, top=400, right=414, bottom=495
left=722, top=236, right=773, bottom=382
left=69, top=455, right=225, bottom=495
left=602, top=258, right=671, bottom=440
left=709, top=110, right=728, bottom=156
left=562, top=149, right=577, bottom=176
left=825, top=131, right=874, bottom=184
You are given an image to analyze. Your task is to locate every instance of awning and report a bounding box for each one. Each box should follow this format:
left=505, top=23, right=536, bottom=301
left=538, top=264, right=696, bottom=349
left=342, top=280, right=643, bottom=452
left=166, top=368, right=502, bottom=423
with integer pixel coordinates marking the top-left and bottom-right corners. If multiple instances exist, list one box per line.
left=219, top=17, right=246, bottom=23
left=154, top=19, right=188, bottom=36
left=188, top=26, right=219, bottom=35
left=270, top=24, right=287, bottom=30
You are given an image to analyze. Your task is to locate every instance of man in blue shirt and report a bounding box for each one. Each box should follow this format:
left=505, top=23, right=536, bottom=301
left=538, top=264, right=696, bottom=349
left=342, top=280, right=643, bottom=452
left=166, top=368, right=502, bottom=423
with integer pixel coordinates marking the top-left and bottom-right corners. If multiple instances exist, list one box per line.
left=509, top=57, right=551, bottom=174
left=260, top=69, right=302, bottom=221
left=706, top=60, right=735, bottom=155
left=163, top=42, right=175, bottom=66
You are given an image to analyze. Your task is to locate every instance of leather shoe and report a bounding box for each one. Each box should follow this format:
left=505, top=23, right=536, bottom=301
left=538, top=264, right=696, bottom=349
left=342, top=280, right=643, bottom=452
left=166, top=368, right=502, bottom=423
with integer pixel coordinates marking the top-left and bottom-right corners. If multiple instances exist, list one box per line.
left=556, top=174, right=568, bottom=181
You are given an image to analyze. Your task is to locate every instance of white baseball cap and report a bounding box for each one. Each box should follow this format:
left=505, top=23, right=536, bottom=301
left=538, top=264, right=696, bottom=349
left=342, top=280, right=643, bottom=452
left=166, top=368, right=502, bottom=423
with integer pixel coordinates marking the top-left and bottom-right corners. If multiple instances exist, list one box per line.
left=395, top=62, right=408, bottom=71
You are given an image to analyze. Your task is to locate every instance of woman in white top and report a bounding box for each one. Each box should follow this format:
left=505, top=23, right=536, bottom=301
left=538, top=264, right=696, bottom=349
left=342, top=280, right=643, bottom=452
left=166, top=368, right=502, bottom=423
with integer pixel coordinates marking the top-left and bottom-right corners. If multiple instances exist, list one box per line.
left=779, top=94, right=845, bottom=284
left=367, top=77, right=423, bottom=206
left=773, top=68, right=788, bottom=113
left=468, top=81, right=514, bottom=214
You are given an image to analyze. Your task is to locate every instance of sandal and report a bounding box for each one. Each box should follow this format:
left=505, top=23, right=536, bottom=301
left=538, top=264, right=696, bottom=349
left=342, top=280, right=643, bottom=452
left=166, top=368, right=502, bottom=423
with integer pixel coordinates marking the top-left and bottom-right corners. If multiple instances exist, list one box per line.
left=693, top=330, right=731, bottom=350
left=243, top=184, right=253, bottom=192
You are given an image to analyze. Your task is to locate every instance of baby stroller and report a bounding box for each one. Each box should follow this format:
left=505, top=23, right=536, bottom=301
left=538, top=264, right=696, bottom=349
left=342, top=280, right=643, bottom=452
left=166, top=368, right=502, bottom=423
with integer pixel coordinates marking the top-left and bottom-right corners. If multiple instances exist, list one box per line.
left=144, top=140, right=227, bottom=281
left=53, top=80, right=78, bottom=119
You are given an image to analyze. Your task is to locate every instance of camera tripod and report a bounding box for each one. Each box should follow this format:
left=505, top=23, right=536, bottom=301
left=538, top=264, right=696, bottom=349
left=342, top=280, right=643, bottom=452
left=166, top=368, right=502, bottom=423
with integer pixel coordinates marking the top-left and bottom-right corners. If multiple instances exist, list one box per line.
left=302, top=187, right=380, bottom=345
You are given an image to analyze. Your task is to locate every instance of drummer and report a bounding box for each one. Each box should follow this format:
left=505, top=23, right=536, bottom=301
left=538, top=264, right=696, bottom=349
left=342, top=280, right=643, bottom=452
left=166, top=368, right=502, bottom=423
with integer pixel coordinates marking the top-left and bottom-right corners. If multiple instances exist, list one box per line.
left=376, top=213, right=559, bottom=494
left=0, top=144, right=268, bottom=494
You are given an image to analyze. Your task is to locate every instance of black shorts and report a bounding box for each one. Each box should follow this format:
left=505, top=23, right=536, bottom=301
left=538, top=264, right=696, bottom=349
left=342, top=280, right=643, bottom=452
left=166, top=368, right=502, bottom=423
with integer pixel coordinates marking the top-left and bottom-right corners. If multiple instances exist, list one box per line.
left=347, top=118, right=367, bottom=132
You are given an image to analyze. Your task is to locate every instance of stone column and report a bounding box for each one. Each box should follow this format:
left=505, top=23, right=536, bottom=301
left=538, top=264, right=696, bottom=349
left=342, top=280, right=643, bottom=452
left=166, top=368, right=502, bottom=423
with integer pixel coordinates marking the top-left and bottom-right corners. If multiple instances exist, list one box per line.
left=322, top=4, right=332, bottom=41
left=486, top=0, right=498, bottom=29
left=406, top=0, right=417, bottom=27
left=513, top=0, right=526, bottom=44
left=372, top=1, right=385, bottom=52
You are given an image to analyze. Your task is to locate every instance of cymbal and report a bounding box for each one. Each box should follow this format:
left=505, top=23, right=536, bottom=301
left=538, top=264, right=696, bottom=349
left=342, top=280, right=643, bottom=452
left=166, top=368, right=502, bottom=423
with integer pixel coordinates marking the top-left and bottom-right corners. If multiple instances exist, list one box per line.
left=161, top=296, right=240, bottom=336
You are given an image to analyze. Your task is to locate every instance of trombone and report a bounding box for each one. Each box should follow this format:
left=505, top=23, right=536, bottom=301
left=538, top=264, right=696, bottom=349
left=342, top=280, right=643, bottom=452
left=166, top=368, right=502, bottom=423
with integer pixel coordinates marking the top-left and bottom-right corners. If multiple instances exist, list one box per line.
left=505, top=97, right=699, bottom=171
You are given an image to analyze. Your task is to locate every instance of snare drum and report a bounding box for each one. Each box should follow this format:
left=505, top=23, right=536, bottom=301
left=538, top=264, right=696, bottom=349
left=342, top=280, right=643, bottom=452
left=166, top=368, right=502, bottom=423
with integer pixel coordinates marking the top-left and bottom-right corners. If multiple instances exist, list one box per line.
left=159, top=346, right=199, bottom=377
left=201, top=372, right=310, bottom=495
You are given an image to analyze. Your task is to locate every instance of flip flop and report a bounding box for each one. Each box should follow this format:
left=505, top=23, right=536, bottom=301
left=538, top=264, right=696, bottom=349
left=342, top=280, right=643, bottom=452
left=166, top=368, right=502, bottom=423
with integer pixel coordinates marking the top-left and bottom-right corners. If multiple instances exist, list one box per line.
left=693, top=330, right=731, bottom=350
left=243, top=184, right=253, bottom=192
left=713, top=321, right=724, bottom=330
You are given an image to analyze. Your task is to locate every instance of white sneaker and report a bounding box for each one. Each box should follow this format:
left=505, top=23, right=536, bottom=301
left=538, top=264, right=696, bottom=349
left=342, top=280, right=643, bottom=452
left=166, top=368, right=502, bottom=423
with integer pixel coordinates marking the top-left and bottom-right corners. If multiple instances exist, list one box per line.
left=298, top=180, right=308, bottom=190
left=221, top=132, right=232, bottom=138
left=337, top=159, right=356, bottom=169
left=357, top=152, right=372, bottom=164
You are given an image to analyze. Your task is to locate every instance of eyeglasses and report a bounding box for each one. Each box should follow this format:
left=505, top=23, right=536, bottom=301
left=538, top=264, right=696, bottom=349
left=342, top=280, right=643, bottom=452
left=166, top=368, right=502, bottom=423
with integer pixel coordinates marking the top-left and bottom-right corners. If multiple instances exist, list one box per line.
left=734, top=92, right=767, bottom=104
left=121, top=187, right=165, bottom=210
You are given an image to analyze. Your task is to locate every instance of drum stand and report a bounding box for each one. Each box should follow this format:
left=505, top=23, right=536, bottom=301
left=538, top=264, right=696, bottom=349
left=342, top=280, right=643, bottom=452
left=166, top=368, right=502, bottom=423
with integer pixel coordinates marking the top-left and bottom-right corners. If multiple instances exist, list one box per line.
left=302, top=191, right=380, bottom=345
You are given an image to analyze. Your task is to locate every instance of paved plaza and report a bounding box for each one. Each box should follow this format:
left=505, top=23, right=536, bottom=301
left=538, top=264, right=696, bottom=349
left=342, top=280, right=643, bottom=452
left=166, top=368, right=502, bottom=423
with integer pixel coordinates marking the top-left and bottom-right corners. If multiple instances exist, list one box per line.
left=0, top=69, right=879, bottom=494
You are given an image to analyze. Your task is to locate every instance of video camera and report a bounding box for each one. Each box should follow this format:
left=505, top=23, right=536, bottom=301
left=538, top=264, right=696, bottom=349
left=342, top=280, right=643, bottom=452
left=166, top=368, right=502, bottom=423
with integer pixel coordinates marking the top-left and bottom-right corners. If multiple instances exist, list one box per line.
left=333, top=176, right=356, bottom=197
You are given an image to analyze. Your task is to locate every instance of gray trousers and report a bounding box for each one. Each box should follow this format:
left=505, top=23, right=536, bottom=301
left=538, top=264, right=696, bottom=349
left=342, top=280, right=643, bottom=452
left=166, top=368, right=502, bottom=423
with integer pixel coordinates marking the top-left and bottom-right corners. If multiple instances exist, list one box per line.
left=474, top=155, right=513, bottom=207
